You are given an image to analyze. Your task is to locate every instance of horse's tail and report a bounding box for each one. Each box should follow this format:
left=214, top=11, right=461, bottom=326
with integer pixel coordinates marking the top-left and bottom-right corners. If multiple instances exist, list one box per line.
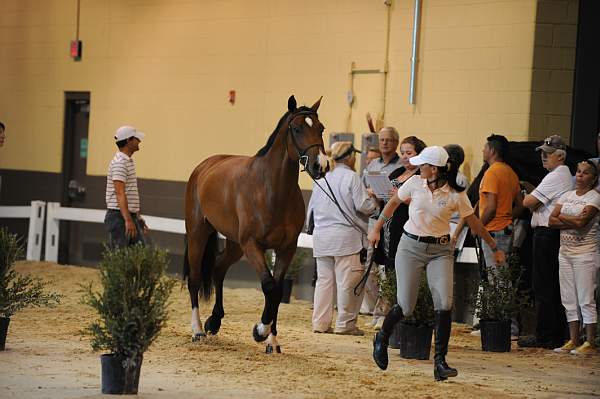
left=199, top=230, right=218, bottom=301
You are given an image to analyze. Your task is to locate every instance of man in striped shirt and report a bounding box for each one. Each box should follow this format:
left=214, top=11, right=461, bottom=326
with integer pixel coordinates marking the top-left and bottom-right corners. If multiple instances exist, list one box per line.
left=104, top=125, right=148, bottom=248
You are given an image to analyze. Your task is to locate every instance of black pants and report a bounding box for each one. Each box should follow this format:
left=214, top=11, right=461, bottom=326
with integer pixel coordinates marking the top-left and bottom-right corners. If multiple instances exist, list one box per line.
left=104, top=209, right=145, bottom=249
left=532, top=227, right=567, bottom=344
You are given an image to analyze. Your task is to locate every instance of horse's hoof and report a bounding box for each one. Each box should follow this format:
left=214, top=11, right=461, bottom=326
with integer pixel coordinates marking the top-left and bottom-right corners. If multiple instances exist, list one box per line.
left=204, top=316, right=221, bottom=335
left=191, top=332, right=206, bottom=342
left=265, top=344, right=282, bottom=354
left=252, top=324, right=268, bottom=343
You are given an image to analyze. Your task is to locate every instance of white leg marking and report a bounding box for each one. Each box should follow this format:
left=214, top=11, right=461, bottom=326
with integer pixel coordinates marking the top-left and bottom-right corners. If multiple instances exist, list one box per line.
left=257, top=322, right=272, bottom=337
left=191, top=307, right=203, bottom=336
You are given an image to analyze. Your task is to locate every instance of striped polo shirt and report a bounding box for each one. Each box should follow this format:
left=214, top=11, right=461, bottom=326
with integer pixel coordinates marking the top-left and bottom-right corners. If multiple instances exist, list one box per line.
left=106, top=151, right=140, bottom=213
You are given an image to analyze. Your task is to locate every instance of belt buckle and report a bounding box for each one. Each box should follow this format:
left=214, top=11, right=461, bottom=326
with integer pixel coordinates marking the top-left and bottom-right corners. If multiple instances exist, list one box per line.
left=439, top=235, right=449, bottom=245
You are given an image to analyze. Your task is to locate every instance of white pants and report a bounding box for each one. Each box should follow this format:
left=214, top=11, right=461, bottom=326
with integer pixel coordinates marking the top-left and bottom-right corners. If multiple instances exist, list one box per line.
left=558, top=250, right=598, bottom=325
left=312, top=254, right=365, bottom=332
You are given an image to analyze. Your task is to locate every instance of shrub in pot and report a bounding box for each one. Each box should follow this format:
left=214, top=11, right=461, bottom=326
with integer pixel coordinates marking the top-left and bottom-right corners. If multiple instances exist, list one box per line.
left=282, top=249, right=308, bottom=303
left=379, top=269, right=434, bottom=359
left=81, top=244, right=175, bottom=394
left=0, top=228, right=62, bottom=350
left=265, top=249, right=307, bottom=304
left=472, top=252, right=527, bottom=352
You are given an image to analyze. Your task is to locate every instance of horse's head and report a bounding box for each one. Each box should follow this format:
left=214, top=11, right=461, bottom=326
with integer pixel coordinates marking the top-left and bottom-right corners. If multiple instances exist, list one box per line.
left=286, top=95, right=329, bottom=179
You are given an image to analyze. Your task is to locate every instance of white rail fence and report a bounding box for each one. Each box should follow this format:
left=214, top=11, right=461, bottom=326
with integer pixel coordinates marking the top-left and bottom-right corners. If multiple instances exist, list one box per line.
left=0, top=201, right=46, bottom=261
left=1, top=202, right=477, bottom=264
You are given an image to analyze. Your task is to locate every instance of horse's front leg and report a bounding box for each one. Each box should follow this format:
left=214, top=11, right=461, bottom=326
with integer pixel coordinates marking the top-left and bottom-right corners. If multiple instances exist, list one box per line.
left=241, top=240, right=282, bottom=346
left=265, top=245, right=296, bottom=354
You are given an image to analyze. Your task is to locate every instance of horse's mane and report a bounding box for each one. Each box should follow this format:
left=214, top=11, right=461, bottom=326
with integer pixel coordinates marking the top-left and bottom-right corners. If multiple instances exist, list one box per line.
left=255, top=106, right=313, bottom=157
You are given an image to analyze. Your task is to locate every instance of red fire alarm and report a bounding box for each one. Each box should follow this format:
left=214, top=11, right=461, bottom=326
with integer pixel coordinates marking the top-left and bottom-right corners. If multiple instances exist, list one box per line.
left=70, top=40, right=82, bottom=61
left=228, top=90, right=236, bottom=105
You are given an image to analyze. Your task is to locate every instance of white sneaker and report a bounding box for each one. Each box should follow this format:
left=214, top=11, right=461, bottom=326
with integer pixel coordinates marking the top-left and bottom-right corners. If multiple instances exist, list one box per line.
left=470, top=329, right=481, bottom=336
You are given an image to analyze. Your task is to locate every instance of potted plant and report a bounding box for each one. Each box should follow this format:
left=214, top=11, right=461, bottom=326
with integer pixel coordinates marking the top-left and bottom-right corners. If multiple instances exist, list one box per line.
left=472, top=252, right=527, bottom=352
left=282, top=249, right=307, bottom=304
left=0, top=228, right=62, bottom=350
left=264, top=249, right=307, bottom=304
left=379, top=269, right=434, bottom=359
left=81, top=244, right=175, bottom=394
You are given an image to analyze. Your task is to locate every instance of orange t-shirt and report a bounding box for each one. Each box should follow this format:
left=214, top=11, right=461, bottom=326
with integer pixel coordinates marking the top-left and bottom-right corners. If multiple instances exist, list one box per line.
left=478, top=161, right=520, bottom=231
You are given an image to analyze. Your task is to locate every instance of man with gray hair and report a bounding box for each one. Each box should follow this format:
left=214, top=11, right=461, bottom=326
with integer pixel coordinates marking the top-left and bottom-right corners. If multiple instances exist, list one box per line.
left=519, top=135, right=573, bottom=348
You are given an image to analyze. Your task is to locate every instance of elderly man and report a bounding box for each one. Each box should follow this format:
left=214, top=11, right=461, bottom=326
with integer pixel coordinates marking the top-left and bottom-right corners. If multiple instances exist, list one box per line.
left=519, top=135, right=573, bottom=349
left=362, top=127, right=401, bottom=328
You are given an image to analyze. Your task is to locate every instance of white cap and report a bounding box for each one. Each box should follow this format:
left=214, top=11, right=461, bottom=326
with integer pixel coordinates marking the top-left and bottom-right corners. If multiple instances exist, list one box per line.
left=409, top=146, right=449, bottom=167
left=114, top=125, right=145, bottom=142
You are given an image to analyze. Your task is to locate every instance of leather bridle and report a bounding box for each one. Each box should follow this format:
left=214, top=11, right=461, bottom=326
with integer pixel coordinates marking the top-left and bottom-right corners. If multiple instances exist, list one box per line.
left=286, top=110, right=325, bottom=174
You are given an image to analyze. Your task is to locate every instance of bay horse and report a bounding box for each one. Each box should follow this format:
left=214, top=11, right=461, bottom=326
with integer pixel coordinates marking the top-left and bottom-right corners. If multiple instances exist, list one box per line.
left=183, top=95, right=328, bottom=353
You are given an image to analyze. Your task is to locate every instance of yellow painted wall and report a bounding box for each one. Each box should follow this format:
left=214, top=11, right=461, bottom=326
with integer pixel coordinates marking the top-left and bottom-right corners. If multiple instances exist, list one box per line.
left=0, top=0, right=578, bottom=187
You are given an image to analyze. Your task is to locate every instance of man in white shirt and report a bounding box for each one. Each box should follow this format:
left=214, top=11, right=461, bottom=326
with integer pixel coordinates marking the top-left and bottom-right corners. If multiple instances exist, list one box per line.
left=519, top=135, right=573, bottom=349
left=104, top=125, right=148, bottom=248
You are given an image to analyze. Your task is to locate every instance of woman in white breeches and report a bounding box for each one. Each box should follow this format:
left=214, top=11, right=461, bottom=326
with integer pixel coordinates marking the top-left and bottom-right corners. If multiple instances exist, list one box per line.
left=549, top=160, right=600, bottom=354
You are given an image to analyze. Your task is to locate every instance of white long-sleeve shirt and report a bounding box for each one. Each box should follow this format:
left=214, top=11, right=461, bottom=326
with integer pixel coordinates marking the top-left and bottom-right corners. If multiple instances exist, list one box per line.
left=307, top=164, right=377, bottom=257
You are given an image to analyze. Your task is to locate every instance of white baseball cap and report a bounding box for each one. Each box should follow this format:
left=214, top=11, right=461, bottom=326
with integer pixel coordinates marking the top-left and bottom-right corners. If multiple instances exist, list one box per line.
left=114, top=125, right=145, bottom=142
left=409, top=146, right=449, bottom=167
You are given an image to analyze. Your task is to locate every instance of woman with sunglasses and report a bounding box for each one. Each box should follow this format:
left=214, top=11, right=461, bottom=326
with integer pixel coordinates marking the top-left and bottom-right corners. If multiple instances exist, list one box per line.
left=549, top=160, right=600, bottom=355
left=368, top=146, right=505, bottom=380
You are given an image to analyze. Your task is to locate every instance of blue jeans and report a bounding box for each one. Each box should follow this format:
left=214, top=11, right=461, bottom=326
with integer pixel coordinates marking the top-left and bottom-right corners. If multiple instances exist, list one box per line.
left=481, top=224, right=519, bottom=336
left=481, top=224, right=513, bottom=272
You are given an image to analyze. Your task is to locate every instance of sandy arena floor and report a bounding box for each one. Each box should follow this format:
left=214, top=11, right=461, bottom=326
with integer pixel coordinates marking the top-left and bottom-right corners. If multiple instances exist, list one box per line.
left=0, top=262, right=599, bottom=398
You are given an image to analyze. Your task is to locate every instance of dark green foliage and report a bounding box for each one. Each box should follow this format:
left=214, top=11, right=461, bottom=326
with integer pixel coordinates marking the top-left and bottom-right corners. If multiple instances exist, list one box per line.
left=285, top=249, right=307, bottom=280
left=81, top=245, right=175, bottom=363
left=264, top=249, right=307, bottom=280
left=0, top=228, right=62, bottom=318
left=472, top=252, right=528, bottom=322
left=379, top=268, right=434, bottom=327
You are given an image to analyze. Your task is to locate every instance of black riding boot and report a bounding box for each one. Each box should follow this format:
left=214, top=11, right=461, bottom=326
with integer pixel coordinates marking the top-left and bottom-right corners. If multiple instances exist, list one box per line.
left=434, top=310, right=458, bottom=381
left=373, top=304, right=403, bottom=370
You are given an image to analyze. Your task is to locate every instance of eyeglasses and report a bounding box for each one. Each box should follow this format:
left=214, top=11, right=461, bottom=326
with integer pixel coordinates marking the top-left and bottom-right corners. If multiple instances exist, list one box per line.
left=379, top=138, right=398, bottom=143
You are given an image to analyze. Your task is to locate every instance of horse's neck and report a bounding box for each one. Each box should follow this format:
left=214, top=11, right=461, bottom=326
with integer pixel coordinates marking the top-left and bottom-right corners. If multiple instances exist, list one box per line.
left=255, top=126, right=300, bottom=190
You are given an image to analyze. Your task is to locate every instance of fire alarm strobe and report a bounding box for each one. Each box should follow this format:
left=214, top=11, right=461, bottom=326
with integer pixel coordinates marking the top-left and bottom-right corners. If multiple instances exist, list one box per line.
left=70, top=40, right=82, bottom=61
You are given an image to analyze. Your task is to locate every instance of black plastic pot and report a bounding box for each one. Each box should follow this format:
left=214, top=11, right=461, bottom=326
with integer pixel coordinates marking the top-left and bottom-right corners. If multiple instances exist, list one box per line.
left=480, top=319, right=511, bottom=352
left=399, top=322, right=433, bottom=360
left=0, top=317, right=10, bottom=351
left=281, top=279, right=294, bottom=304
left=101, top=353, right=143, bottom=394
left=389, top=322, right=402, bottom=349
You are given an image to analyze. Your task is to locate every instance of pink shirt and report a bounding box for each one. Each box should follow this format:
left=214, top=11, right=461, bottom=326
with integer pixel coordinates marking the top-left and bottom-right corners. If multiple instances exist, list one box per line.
left=398, top=175, right=474, bottom=237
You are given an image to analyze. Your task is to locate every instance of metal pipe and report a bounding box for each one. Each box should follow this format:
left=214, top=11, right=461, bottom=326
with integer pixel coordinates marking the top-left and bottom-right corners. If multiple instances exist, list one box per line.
left=409, top=0, right=422, bottom=105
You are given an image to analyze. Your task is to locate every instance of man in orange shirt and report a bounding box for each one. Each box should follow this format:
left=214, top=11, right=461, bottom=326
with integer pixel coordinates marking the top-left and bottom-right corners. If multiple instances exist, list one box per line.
left=478, top=134, right=523, bottom=337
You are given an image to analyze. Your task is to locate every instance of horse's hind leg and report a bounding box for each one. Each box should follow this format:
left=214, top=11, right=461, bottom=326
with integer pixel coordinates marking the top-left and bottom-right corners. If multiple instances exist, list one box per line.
left=204, top=239, right=243, bottom=335
left=265, top=245, right=296, bottom=354
left=186, top=225, right=212, bottom=341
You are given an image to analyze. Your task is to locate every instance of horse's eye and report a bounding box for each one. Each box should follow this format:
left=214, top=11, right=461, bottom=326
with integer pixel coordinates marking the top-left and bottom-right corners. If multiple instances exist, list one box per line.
left=293, top=125, right=301, bottom=134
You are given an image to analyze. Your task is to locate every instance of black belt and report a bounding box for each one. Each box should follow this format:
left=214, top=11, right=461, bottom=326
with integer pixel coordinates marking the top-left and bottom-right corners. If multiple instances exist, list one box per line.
left=107, top=209, right=138, bottom=218
left=403, top=231, right=450, bottom=245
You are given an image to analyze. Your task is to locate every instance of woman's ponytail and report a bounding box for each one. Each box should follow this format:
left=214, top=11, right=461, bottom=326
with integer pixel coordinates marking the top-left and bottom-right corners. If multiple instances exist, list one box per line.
left=440, top=159, right=465, bottom=192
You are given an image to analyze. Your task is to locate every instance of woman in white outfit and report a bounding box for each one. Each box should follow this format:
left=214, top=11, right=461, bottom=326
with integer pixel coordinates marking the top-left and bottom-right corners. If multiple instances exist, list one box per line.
left=549, top=160, right=600, bottom=355
left=308, top=141, right=377, bottom=335
left=368, top=146, right=505, bottom=380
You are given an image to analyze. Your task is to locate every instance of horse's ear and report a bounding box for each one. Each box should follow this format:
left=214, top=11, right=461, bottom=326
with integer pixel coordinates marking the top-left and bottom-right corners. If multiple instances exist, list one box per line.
left=311, top=96, right=323, bottom=112
left=288, top=95, right=297, bottom=112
